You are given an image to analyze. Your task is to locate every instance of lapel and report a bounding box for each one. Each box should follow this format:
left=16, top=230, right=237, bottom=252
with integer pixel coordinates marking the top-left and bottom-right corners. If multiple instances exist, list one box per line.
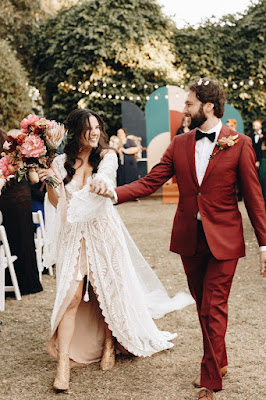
left=186, top=129, right=199, bottom=186
left=201, top=124, right=232, bottom=186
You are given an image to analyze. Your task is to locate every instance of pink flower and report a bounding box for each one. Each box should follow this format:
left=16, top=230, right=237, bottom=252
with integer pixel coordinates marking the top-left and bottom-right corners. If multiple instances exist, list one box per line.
left=0, top=155, right=15, bottom=177
left=20, top=134, right=46, bottom=158
left=20, top=114, right=40, bottom=134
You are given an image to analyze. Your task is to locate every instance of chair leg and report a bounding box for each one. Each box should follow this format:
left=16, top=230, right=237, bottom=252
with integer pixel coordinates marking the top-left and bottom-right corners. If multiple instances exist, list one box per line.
left=0, top=245, right=5, bottom=311
left=7, top=259, right=21, bottom=301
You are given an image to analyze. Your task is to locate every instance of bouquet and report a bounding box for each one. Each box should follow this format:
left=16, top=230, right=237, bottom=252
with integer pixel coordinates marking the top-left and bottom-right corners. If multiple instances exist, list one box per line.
left=0, top=114, right=66, bottom=194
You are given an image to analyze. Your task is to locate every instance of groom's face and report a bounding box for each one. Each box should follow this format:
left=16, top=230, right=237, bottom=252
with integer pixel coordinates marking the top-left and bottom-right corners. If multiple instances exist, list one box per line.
left=184, top=91, right=207, bottom=129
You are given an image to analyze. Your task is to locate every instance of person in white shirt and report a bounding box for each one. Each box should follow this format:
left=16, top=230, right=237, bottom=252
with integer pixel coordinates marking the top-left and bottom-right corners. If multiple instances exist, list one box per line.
left=251, top=119, right=263, bottom=168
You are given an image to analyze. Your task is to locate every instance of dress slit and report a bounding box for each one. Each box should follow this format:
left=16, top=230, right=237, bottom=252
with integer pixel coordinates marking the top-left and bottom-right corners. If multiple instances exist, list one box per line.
left=48, top=239, right=106, bottom=365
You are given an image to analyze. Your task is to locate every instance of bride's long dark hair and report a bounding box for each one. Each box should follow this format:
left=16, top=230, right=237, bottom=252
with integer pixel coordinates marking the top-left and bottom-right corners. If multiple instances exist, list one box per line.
left=63, top=109, right=109, bottom=185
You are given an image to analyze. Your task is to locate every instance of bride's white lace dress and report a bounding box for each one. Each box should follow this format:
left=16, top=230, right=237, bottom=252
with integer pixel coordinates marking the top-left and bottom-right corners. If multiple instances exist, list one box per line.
left=44, top=151, right=194, bottom=364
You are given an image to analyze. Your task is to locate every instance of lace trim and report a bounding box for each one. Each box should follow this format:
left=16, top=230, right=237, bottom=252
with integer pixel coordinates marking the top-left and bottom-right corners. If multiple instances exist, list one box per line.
left=86, top=209, right=177, bottom=357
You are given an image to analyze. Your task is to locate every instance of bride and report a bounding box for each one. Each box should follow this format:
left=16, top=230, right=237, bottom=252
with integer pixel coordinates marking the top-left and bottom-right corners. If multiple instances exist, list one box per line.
left=39, top=108, right=193, bottom=391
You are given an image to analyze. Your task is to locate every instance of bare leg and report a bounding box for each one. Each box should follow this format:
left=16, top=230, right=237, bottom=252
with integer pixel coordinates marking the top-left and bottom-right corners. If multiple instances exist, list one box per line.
left=100, top=322, right=115, bottom=371
left=57, top=279, right=84, bottom=353
left=53, top=279, right=84, bottom=391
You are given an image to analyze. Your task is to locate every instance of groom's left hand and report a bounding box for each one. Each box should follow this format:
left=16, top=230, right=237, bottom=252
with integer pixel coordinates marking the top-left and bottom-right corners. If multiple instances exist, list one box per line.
left=260, top=251, right=266, bottom=277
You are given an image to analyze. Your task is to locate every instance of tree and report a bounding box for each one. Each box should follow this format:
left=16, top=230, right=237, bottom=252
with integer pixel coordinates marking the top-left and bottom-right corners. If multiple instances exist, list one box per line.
left=0, top=40, right=32, bottom=131
left=0, top=0, right=43, bottom=69
left=173, top=0, right=266, bottom=130
left=31, top=0, right=183, bottom=134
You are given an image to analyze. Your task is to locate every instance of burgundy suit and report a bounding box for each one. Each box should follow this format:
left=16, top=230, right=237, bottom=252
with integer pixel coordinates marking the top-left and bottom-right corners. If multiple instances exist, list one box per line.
left=116, top=125, right=266, bottom=390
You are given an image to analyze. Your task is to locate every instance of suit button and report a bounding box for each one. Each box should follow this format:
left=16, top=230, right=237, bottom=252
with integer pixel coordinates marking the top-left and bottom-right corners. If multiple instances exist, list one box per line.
left=193, top=214, right=197, bottom=219
left=198, top=192, right=202, bottom=196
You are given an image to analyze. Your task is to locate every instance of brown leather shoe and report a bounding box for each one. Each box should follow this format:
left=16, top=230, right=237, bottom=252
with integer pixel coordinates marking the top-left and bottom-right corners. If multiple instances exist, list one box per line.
left=193, top=365, right=227, bottom=388
left=198, top=388, right=214, bottom=400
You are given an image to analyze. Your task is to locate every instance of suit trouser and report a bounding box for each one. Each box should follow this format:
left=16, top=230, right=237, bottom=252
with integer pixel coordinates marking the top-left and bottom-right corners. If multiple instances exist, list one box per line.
left=181, top=221, right=238, bottom=391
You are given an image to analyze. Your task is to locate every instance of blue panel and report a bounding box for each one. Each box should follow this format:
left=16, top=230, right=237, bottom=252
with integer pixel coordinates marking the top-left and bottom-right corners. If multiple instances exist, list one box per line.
left=121, top=101, right=147, bottom=147
left=145, top=87, right=169, bottom=146
left=221, top=104, right=244, bottom=134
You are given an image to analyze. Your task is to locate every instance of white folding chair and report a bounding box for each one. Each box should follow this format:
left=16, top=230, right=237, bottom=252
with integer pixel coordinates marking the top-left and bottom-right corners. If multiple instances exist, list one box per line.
left=32, top=210, right=53, bottom=281
left=0, top=224, right=21, bottom=311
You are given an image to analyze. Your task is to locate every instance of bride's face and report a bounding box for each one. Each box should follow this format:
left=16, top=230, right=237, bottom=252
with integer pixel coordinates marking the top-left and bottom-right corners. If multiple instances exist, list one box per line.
left=81, top=115, right=101, bottom=149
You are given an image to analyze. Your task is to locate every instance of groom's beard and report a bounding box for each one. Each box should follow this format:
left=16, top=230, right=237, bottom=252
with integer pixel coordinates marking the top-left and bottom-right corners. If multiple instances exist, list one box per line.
left=189, top=104, right=207, bottom=129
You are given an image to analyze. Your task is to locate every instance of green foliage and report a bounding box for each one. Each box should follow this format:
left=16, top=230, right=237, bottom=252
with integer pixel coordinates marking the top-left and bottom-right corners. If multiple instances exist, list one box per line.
left=0, top=40, right=32, bottom=131
left=12, top=0, right=264, bottom=134
left=0, top=0, right=42, bottom=69
left=173, top=0, right=266, bottom=131
left=31, top=0, right=183, bottom=134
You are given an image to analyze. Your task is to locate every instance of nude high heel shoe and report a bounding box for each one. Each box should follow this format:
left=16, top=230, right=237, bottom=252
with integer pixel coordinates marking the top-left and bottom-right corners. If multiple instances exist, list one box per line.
left=53, top=353, right=70, bottom=391
left=100, top=336, right=116, bottom=371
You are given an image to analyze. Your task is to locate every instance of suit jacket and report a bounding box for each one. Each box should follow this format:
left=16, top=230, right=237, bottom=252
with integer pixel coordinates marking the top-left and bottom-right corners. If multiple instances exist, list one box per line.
left=116, top=125, right=266, bottom=260
left=250, top=132, right=263, bottom=162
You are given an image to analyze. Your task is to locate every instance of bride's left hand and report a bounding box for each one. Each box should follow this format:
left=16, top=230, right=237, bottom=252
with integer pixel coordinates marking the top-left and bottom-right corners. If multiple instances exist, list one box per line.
left=38, top=168, right=55, bottom=182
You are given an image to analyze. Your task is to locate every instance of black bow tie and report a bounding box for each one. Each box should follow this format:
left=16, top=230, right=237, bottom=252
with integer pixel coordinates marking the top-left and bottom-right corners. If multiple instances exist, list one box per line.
left=196, top=129, right=216, bottom=142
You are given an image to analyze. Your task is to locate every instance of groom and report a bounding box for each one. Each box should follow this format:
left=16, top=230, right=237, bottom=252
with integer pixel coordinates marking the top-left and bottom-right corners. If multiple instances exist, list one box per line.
left=91, top=78, right=266, bottom=400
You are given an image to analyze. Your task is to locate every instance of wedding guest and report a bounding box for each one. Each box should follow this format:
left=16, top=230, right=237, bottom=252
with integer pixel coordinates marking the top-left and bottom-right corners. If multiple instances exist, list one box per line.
left=0, top=128, right=42, bottom=296
left=226, top=118, right=237, bottom=131
left=91, top=79, right=266, bottom=400
left=176, top=115, right=191, bottom=135
left=116, top=128, right=139, bottom=186
left=226, top=119, right=242, bottom=200
left=109, top=134, right=124, bottom=186
left=251, top=119, right=263, bottom=168
left=40, top=109, right=193, bottom=392
left=31, top=181, right=46, bottom=220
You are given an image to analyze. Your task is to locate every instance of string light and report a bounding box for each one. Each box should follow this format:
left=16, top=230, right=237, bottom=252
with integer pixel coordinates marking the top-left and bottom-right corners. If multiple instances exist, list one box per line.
left=58, top=76, right=264, bottom=104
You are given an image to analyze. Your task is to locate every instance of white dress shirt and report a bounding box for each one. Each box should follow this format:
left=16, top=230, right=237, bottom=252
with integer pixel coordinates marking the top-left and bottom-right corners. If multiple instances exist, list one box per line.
left=254, top=129, right=262, bottom=143
left=195, top=120, right=222, bottom=220
left=195, top=120, right=222, bottom=186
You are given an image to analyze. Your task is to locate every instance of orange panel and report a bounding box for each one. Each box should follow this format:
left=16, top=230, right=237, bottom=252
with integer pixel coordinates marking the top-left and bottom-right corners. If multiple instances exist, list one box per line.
left=169, top=110, right=184, bottom=141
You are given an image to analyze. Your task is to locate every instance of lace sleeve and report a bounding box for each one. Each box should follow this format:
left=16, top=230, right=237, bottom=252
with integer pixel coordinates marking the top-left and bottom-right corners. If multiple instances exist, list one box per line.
left=66, top=152, right=117, bottom=224
left=94, top=150, right=118, bottom=189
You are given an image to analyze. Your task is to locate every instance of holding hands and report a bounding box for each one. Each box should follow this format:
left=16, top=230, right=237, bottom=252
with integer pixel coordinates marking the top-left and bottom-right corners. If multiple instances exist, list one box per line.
left=90, top=177, right=115, bottom=199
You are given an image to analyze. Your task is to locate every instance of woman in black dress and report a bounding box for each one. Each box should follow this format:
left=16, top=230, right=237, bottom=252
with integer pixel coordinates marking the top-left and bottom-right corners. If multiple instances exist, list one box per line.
left=0, top=128, right=42, bottom=296
left=116, top=128, right=139, bottom=186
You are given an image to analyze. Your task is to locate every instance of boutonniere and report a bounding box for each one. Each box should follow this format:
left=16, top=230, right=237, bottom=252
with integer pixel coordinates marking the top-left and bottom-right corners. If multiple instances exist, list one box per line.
left=210, top=134, right=239, bottom=159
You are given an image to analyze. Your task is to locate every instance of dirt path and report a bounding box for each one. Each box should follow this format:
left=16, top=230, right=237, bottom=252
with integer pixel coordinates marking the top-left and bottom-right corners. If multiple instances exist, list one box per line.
left=0, top=199, right=265, bottom=400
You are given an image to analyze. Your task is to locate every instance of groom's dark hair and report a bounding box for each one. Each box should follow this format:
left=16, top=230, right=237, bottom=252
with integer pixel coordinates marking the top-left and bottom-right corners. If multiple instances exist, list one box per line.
left=189, top=78, right=226, bottom=118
